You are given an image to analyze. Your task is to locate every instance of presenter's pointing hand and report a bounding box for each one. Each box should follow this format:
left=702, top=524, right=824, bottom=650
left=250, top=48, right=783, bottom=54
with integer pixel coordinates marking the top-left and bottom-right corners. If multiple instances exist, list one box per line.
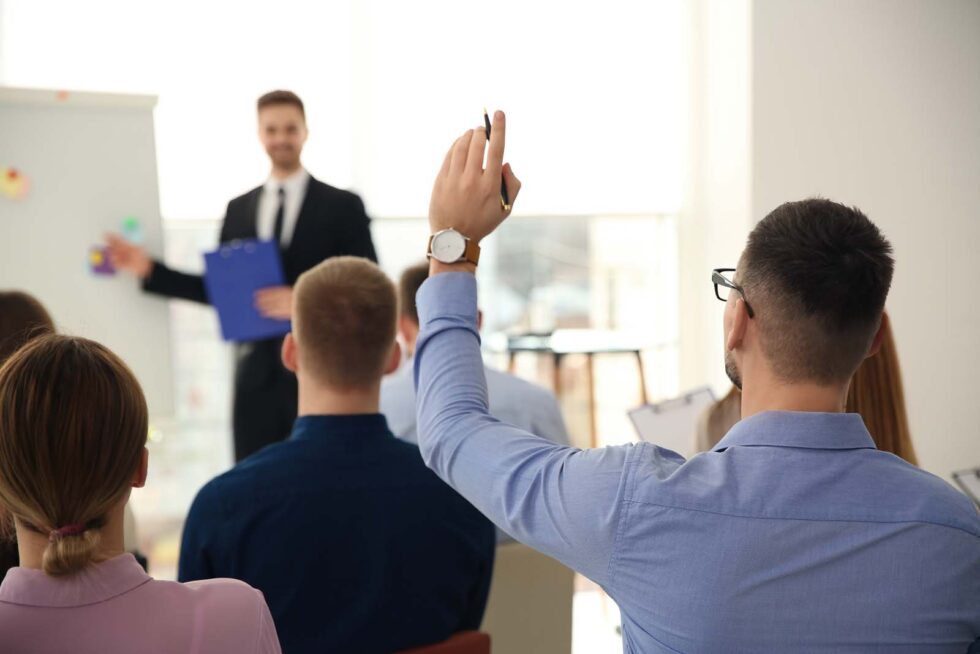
left=105, top=233, right=153, bottom=280
left=428, top=110, right=521, bottom=243
left=255, top=286, right=293, bottom=320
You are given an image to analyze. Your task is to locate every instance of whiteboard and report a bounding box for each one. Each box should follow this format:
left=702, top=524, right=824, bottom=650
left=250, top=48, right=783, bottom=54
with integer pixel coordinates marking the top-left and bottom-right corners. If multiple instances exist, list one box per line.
left=0, top=86, right=174, bottom=417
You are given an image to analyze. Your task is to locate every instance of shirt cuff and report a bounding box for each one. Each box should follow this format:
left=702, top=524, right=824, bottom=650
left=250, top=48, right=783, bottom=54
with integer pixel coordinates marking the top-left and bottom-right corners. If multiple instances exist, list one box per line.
left=417, top=272, right=478, bottom=326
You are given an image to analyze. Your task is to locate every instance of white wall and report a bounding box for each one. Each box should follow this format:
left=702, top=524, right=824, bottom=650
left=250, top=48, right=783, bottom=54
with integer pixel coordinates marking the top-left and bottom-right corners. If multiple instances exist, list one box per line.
left=752, top=0, right=980, bottom=479
left=680, top=0, right=753, bottom=395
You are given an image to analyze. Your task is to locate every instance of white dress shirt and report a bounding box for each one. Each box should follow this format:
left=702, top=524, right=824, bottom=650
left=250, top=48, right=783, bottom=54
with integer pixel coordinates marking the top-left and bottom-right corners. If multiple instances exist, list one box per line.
left=256, top=168, right=310, bottom=248
left=381, top=356, right=570, bottom=449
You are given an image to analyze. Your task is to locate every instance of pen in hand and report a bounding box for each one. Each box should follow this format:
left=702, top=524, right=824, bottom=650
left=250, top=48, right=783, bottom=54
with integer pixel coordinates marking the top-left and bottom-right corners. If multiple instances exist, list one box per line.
left=484, top=108, right=511, bottom=211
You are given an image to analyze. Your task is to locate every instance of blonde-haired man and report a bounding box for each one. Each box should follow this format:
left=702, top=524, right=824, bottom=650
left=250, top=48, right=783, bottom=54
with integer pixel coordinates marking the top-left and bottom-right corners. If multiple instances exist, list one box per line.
left=179, top=257, right=495, bottom=654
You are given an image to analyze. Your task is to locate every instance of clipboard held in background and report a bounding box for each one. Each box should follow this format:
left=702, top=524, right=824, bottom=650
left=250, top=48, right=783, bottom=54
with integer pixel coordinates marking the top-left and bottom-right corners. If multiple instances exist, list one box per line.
left=952, top=468, right=980, bottom=507
left=203, top=239, right=291, bottom=343
left=628, top=386, right=716, bottom=458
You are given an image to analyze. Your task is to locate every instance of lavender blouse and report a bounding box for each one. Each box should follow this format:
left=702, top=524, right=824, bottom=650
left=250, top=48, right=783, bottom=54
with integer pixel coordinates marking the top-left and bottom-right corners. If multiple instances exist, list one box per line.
left=0, top=553, right=280, bottom=653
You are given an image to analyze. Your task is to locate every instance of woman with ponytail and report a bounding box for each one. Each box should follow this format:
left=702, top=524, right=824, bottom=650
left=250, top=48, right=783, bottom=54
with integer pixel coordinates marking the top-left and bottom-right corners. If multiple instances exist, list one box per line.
left=0, top=335, right=281, bottom=653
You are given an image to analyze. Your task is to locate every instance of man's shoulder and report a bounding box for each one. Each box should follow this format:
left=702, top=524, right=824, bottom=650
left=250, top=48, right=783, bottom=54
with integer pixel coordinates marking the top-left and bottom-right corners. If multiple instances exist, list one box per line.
left=192, top=440, right=300, bottom=507
left=227, top=185, right=263, bottom=208
left=306, top=177, right=363, bottom=205
left=484, top=365, right=557, bottom=400
left=872, top=457, right=980, bottom=536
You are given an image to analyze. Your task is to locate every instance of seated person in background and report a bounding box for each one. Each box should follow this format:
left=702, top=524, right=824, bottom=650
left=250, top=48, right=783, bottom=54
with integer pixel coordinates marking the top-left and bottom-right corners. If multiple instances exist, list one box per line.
left=179, top=256, right=495, bottom=654
left=413, top=113, right=979, bottom=650
left=0, top=291, right=54, bottom=582
left=0, top=335, right=280, bottom=654
left=382, top=263, right=569, bottom=544
left=382, top=261, right=569, bottom=448
left=694, top=313, right=919, bottom=465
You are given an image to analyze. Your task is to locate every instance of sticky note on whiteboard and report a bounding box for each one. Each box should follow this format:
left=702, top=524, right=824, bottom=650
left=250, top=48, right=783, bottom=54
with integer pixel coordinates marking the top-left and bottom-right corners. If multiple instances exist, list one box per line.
left=88, top=246, right=115, bottom=275
left=0, top=166, right=30, bottom=200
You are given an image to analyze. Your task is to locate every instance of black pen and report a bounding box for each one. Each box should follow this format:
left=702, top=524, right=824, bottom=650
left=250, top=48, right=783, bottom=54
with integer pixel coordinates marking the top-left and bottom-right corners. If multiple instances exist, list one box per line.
left=484, top=108, right=511, bottom=210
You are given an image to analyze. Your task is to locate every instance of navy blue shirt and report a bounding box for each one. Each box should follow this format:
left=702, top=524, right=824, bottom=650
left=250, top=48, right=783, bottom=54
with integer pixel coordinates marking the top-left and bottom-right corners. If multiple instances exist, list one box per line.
left=179, top=414, right=496, bottom=654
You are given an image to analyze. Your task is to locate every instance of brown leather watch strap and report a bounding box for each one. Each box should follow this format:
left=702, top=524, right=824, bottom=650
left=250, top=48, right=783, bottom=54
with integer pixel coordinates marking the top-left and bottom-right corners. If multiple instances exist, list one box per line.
left=463, top=239, right=481, bottom=265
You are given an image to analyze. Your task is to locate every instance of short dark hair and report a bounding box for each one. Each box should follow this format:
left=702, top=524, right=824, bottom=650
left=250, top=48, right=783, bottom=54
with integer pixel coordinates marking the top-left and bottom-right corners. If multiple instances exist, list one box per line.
left=256, top=90, right=305, bottom=119
left=740, top=198, right=894, bottom=384
left=398, top=262, right=430, bottom=326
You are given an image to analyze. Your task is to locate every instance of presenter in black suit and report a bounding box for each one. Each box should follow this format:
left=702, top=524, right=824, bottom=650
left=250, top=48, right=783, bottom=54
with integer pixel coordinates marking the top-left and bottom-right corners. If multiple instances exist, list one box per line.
left=107, top=90, right=377, bottom=461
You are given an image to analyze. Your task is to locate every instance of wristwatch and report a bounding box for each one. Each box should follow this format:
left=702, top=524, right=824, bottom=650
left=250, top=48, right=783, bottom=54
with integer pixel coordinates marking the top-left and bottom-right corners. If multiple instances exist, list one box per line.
left=427, top=228, right=481, bottom=265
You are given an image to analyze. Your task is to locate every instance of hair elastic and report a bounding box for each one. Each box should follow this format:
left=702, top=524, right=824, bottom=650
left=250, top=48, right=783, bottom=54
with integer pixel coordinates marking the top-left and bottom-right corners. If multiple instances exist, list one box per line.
left=48, top=524, right=87, bottom=542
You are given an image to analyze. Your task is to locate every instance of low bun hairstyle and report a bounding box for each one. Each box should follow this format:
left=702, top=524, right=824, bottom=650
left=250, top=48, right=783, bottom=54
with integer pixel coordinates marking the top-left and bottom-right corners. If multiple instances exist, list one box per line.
left=0, top=335, right=147, bottom=576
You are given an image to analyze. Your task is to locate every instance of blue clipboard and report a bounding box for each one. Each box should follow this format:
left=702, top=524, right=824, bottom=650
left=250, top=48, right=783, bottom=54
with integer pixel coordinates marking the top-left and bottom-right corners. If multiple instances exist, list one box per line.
left=203, top=239, right=291, bottom=342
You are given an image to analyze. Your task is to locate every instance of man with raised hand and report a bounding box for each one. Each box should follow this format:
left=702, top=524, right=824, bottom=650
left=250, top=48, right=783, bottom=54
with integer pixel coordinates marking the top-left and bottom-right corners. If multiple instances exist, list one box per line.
left=413, top=111, right=979, bottom=651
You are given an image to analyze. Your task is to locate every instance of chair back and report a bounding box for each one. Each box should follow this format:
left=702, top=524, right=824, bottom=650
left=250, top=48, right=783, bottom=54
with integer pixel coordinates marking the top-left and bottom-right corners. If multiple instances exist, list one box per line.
left=396, top=631, right=491, bottom=654
left=480, top=542, right=574, bottom=654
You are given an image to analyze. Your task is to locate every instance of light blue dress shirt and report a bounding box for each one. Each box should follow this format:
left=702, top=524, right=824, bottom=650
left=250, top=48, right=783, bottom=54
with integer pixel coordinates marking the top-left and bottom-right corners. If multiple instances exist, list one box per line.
left=414, top=273, right=980, bottom=653
left=382, top=356, right=570, bottom=447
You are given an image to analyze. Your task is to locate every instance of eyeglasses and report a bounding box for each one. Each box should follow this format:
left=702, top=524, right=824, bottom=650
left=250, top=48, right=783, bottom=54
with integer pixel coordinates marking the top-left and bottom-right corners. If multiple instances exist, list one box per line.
left=712, top=268, right=755, bottom=318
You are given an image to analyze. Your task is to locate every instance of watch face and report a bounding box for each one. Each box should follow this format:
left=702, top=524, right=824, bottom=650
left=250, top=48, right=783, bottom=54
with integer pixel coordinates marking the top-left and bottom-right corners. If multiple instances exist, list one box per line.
left=431, top=229, right=466, bottom=263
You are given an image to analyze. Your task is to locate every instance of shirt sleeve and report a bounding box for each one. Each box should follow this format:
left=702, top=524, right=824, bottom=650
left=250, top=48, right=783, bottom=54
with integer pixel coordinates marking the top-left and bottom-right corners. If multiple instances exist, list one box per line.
left=413, top=272, right=633, bottom=585
left=534, top=390, right=571, bottom=447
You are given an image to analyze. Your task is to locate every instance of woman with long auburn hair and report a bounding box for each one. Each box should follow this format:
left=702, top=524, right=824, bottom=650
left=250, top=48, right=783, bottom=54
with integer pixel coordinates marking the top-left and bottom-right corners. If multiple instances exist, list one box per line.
left=0, top=335, right=281, bottom=653
left=844, top=315, right=918, bottom=464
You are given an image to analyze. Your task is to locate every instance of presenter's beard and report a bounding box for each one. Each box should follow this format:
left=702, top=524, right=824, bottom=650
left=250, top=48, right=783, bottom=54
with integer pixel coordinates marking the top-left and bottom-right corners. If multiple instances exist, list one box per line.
left=724, top=352, right=743, bottom=391
left=270, top=147, right=298, bottom=168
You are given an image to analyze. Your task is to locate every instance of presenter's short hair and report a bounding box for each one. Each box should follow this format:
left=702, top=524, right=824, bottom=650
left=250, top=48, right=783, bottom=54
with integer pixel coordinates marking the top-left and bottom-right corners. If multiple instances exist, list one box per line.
left=257, top=90, right=305, bottom=119
left=293, top=257, right=396, bottom=390
left=398, top=262, right=430, bottom=326
left=740, top=198, right=894, bottom=384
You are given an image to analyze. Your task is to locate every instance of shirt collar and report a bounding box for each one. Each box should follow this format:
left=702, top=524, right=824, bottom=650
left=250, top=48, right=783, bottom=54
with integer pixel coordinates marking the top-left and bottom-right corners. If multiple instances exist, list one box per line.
left=0, top=553, right=150, bottom=608
left=712, top=411, right=876, bottom=452
left=289, top=413, right=394, bottom=443
left=263, top=168, right=309, bottom=195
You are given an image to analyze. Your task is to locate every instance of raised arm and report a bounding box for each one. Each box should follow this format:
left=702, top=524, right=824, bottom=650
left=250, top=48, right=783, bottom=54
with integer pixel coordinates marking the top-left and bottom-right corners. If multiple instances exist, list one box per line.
left=413, top=112, right=632, bottom=584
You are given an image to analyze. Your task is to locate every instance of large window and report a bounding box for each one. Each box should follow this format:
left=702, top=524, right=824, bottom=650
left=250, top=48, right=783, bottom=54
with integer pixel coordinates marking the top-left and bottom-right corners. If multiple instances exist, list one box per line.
left=0, top=0, right=690, bottom=219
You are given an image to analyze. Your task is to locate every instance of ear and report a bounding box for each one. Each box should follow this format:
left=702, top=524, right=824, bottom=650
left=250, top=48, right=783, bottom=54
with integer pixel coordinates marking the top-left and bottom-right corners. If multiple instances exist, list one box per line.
left=132, top=447, right=149, bottom=488
left=281, top=332, right=299, bottom=373
left=477, top=309, right=484, bottom=331
left=384, top=341, right=402, bottom=376
left=726, top=298, right=750, bottom=352
left=866, top=311, right=888, bottom=358
left=397, top=315, right=413, bottom=345
left=398, top=316, right=420, bottom=356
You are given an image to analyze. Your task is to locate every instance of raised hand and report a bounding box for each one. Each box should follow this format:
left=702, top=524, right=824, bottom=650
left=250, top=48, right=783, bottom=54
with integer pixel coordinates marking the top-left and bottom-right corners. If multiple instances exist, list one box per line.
left=428, top=110, right=521, bottom=243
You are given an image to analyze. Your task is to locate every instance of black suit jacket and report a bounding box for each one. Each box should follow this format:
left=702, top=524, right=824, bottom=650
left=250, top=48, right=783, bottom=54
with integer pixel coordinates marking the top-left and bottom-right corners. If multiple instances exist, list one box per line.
left=143, top=175, right=377, bottom=303
left=142, top=176, right=378, bottom=393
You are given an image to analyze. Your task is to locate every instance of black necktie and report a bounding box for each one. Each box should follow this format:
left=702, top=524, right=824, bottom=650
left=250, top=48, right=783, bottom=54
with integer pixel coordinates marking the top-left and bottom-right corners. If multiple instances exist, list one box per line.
left=272, top=186, right=286, bottom=245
